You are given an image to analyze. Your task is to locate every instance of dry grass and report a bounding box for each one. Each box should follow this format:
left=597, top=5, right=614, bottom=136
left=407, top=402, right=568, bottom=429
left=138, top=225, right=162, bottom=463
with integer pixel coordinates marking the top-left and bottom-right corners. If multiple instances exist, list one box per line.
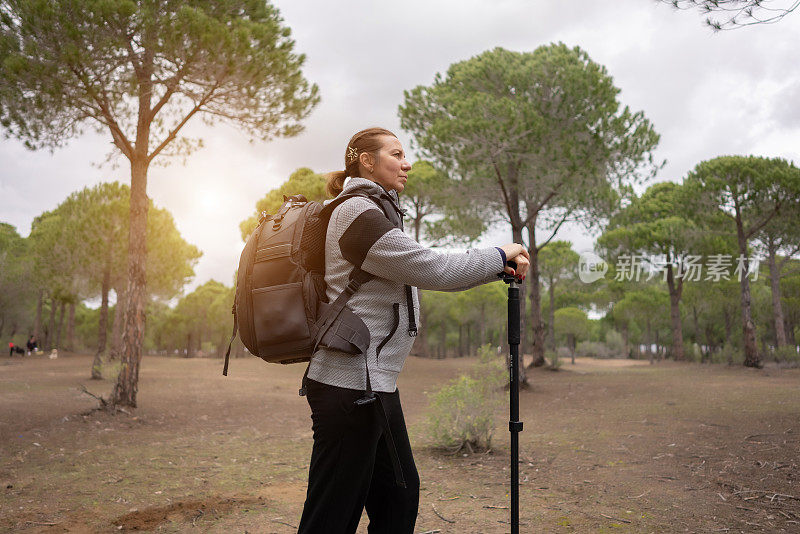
left=1, top=352, right=798, bottom=533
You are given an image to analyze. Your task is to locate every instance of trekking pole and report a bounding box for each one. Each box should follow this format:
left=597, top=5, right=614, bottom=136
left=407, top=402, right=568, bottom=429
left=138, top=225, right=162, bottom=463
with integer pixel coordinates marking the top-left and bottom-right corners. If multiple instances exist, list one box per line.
left=499, top=261, right=523, bottom=534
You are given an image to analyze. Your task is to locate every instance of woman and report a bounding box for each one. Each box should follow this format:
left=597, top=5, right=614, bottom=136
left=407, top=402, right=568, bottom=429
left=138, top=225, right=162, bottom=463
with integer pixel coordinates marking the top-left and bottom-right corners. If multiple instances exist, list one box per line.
left=298, top=127, right=530, bottom=534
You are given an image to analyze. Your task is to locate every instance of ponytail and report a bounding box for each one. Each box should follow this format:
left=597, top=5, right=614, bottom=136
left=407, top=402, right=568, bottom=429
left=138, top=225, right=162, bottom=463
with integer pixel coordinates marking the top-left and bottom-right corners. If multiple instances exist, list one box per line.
left=326, top=170, right=347, bottom=198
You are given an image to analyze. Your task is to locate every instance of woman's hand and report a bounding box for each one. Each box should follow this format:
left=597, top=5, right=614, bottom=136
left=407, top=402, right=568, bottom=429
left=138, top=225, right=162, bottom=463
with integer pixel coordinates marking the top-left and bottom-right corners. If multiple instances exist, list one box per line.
left=499, top=243, right=530, bottom=279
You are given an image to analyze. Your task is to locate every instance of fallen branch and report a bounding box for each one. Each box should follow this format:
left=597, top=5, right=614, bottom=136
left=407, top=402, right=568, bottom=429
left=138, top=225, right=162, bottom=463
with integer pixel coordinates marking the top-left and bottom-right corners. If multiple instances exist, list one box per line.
left=744, top=433, right=781, bottom=442
left=600, top=513, right=632, bottom=524
left=431, top=504, right=455, bottom=523
left=79, top=384, right=108, bottom=407
left=769, top=493, right=800, bottom=501
left=483, top=505, right=509, bottom=510
left=79, top=385, right=131, bottom=415
left=270, top=518, right=297, bottom=529
left=419, top=530, right=441, bottom=534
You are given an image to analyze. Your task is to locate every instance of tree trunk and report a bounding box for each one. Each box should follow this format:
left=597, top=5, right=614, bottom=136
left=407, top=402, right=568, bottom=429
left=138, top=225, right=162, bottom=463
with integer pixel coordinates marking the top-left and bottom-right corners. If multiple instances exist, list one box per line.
left=46, top=297, right=56, bottom=351
left=548, top=277, right=556, bottom=351
left=417, top=298, right=429, bottom=357
left=568, top=333, right=575, bottom=364
left=113, top=156, right=150, bottom=407
left=734, top=213, right=761, bottom=367
left=526, top=227, right=544, bottom=372
left=92, top=262, right=112, bottom=379
left=55, top=300, right=65, bottom=350
left=463, top=322, right=469, bottom=357
left=666, top=263, right=685, bottom=361
left=478, top=303, right=486, bottom=348
left=186, top=331, right=194, bottom=358
left=66, top=302, right=76, bottom=352
left=110, top=287, right=126, bottom=361
left=621, top=324, right=630, bottom=358
left=457, top=323, right=464, bottom=357
left=767, top=241, right=787, bottom=348
left=723, top=308, right=732, bottom=345
left=439, top=320, right=446, bottom=358
left=34, top=289, right=43, bottom=342
left=499, top=325, right=507, bottom=354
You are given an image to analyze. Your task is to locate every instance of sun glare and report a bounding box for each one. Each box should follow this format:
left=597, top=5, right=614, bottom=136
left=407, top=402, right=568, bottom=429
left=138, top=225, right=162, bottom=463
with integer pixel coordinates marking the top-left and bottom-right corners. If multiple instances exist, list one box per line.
left=197, top=189, right=219, bottom=212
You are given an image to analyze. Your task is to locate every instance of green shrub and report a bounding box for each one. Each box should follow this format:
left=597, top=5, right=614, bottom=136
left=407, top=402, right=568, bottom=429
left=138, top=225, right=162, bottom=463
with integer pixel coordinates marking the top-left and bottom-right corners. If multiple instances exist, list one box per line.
left=576, top=341, right=610, bottom=359
left=682, top=342, right=702, bottom=363
left=545, top=349, right=562, bottom=370
left=605, top=330, right=625, bottom=357
left=774, top=345, right=799, bottom=365
left=425, top=343, right=505, bottom=452
left=711, top=344, right=742, bottom=365
left=556, top=347, right=572, bottom=361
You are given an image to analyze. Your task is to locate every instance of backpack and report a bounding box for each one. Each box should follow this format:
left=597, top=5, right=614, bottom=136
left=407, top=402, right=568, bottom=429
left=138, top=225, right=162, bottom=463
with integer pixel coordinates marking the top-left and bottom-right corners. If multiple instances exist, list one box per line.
left=222, top=191, right=388, bottom=383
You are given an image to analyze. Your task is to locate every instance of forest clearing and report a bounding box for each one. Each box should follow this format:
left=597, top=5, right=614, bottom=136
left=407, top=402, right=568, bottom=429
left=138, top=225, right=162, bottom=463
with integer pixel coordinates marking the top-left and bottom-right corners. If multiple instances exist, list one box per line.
left=1, top=353, right=798, bottom=533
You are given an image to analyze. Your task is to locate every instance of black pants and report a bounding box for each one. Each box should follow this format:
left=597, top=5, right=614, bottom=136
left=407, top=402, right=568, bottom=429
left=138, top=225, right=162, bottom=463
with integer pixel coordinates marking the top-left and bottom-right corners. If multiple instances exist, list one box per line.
left=297, top=378, right=420, bottom=533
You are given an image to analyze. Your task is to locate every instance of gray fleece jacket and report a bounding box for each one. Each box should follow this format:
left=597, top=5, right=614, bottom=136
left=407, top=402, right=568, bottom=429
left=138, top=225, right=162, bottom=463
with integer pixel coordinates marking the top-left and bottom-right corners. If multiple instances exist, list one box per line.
left=307, top=176, right=507, bottom=393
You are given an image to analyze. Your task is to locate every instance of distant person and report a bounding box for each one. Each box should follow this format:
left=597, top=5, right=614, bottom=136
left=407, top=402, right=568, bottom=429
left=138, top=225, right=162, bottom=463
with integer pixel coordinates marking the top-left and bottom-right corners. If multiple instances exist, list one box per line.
left=296, top=126, right=529, bottom=534
left=26, top=335, right=37, bottom=354
left=9, top=342, right=24, bottom=357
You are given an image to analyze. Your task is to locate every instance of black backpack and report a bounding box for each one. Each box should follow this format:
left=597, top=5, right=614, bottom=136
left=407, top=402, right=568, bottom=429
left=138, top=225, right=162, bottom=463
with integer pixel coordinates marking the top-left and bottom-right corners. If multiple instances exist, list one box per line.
left=223, top=192, right=386, bottom=382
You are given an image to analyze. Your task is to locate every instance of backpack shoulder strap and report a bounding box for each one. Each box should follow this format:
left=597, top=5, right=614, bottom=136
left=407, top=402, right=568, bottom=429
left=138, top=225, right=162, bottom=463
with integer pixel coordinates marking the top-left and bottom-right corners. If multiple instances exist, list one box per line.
left=319, top=191, right=388, bottom=221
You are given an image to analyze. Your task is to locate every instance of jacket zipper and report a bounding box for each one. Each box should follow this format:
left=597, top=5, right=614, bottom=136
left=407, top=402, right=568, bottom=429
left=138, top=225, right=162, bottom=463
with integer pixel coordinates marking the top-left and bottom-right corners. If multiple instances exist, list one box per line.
left=376, top=303, right=401, bottom=363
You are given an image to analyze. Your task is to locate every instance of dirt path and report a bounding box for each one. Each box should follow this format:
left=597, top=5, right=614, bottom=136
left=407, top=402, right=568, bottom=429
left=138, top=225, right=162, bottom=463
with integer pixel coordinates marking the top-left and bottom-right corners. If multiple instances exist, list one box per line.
left=1, top=353, right=798, bottom=532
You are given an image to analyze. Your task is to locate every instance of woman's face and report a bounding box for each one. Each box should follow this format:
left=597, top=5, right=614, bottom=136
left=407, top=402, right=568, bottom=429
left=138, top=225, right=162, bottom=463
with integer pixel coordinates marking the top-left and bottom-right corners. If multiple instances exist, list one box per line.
left=367, top=135, right=411, bottom=194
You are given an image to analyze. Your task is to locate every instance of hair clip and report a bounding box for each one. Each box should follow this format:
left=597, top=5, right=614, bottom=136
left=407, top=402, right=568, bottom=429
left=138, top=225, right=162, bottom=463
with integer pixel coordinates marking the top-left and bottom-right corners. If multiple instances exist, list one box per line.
left=347, top=146, right=359, bottom=163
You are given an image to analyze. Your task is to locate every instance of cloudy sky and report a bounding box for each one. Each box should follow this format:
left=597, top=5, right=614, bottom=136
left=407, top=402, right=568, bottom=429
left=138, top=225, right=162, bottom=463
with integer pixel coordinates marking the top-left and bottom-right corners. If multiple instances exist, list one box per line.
left=1, top=0, right=798, bottom=299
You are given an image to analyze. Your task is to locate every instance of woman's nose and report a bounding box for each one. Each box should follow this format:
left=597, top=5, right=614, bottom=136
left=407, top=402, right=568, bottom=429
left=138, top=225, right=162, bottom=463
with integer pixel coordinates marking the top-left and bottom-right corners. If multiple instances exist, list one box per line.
left=401, top=160, right=411, bottom=171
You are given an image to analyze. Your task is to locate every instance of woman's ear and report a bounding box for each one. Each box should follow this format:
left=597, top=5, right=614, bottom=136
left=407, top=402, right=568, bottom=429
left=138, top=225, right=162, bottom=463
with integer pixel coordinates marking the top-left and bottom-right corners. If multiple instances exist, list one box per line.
left=359, top=152, right=372, bottom=168
left=359, top=152, right=375, bottom=174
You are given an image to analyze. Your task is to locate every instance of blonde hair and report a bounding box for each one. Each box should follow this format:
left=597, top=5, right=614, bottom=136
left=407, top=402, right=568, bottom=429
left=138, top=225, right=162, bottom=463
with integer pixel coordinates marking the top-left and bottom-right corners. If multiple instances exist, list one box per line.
left=325, top=127, right=397, bottom=197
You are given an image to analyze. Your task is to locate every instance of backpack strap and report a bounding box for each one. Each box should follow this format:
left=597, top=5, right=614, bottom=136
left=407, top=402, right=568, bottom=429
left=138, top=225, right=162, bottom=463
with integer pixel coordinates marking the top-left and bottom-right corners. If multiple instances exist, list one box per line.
left=223, top=216, right=269, bottom=377
left=310, top=267, right=374, bottom=354
left=299, top=266, right=373, bottom=396
left=222, top=302, right=238, bottom=376
left=375, top=394, right=407, bottom=488
left=307, top=190, right=387, bottom=355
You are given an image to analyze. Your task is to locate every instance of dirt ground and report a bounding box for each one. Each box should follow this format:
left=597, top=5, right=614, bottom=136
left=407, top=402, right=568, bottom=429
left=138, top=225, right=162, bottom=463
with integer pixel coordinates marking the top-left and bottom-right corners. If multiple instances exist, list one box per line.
left=1, top=352, right=798, bottom=533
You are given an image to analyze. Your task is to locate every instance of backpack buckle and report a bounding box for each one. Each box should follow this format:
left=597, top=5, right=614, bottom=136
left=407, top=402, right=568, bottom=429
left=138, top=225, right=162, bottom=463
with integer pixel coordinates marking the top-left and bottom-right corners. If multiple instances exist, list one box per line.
left=345, top=279, right=360, bottom=294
